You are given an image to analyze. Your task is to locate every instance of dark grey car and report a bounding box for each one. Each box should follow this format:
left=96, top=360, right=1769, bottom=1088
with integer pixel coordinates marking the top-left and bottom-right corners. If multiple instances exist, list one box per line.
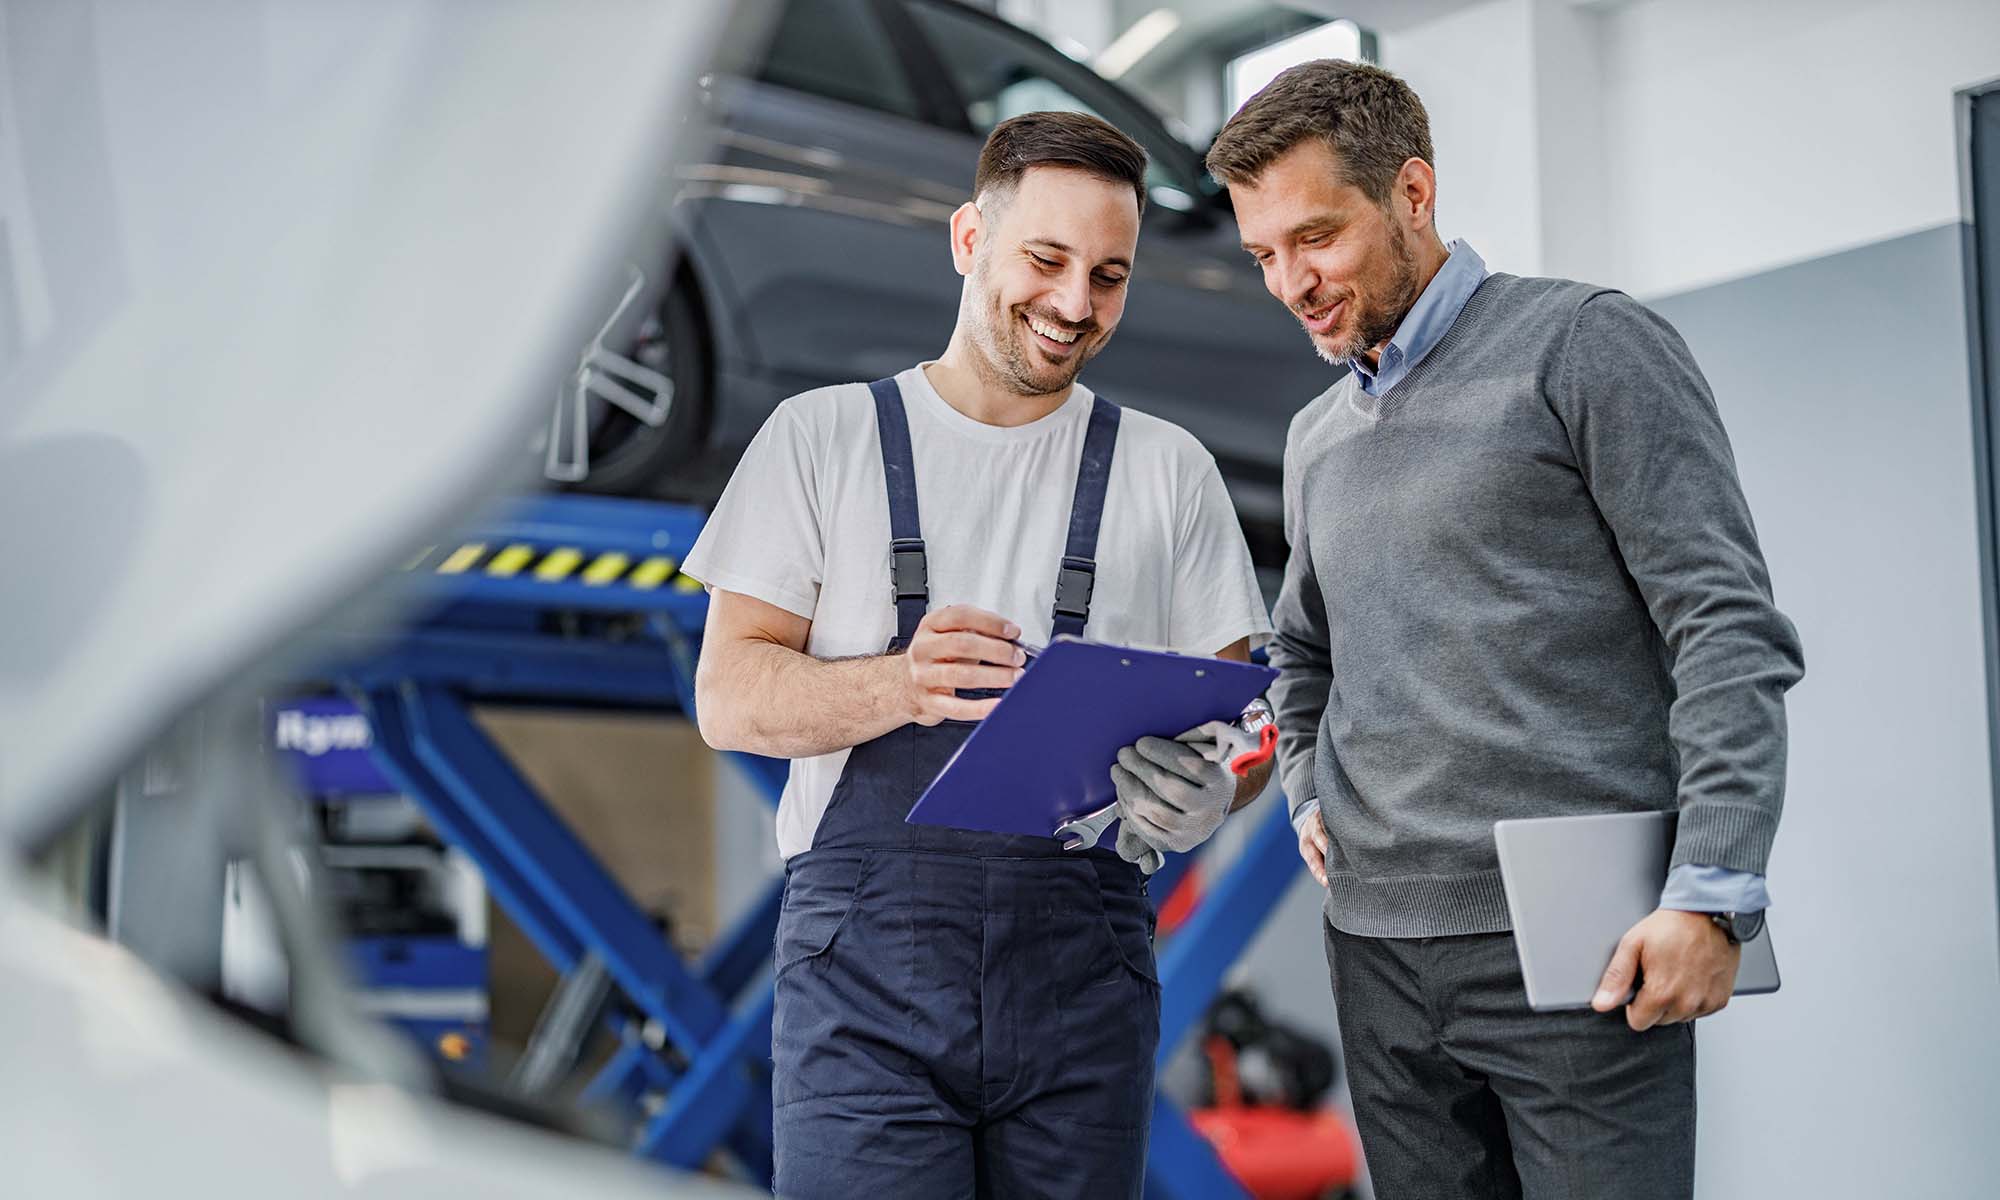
left=567, top=0, right=1332, bottom=562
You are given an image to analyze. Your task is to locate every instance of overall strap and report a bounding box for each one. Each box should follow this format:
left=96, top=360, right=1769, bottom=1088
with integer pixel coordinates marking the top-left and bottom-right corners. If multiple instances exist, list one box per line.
left=1050, top=397, right=1121, bottom=640
left=868, top=377, right=929, bottom=652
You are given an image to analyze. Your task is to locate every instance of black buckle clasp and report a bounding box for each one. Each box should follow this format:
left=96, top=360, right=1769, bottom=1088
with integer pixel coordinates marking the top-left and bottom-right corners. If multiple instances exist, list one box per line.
left=891, top=538, right=929, bottom=600
left=1054, top=555, right=1096, bottom=618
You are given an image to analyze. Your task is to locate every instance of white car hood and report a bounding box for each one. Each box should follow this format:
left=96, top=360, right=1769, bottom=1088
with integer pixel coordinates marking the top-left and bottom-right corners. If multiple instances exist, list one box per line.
left=0, top=0, right=727, bottom=844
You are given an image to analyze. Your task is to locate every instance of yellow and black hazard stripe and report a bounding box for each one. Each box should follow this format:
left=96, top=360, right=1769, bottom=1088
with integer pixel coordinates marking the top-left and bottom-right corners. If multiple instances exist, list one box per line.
left=406, top=542, right=704, bottom=593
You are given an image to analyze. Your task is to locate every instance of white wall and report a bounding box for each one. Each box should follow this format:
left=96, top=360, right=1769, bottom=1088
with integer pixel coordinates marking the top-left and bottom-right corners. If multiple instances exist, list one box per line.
left=1377, top=0, right=1546, bottom=276
left=1528, top=0, right=1611, bottom=281
left=1597, top=0, right=2000, bottom=296
left=1382, top=0, right=2000, bottom=296
left=1600, top=0, right=2000, bottom=296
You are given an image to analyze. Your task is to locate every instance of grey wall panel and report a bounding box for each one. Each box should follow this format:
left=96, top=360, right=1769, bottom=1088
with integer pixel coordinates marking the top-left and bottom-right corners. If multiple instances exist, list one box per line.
left=1651, top=224, right=2000, bottom=1197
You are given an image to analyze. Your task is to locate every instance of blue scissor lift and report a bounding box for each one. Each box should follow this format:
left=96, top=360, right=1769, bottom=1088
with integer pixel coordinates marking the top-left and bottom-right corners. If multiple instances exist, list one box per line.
left=317, top=493, right=1303, bottom=1199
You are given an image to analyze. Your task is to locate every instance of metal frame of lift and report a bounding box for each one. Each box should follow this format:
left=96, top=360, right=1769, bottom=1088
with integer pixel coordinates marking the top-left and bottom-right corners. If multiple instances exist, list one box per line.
left=315, top=492, right=1303, bottom=1200
left=314, top=495, right=782, bottom=1183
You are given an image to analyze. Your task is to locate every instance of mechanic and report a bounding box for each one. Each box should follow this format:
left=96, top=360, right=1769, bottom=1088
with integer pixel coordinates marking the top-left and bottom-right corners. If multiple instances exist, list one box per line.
left=686, top=110, right=1273, bottom=1199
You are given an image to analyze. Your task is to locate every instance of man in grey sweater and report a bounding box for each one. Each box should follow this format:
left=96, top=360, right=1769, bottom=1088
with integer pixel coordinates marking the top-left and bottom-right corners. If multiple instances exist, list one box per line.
left=1206, top=61, right=1805, bottom=1199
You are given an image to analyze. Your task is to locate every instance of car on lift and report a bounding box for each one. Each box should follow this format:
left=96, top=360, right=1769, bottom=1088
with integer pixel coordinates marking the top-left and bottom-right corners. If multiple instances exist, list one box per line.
left=560, top=0, right=1333, bottom=563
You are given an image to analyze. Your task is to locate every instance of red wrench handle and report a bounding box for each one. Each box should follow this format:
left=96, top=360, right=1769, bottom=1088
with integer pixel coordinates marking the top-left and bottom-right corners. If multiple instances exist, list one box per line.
left=1228, top=723, right=1279, bottom=777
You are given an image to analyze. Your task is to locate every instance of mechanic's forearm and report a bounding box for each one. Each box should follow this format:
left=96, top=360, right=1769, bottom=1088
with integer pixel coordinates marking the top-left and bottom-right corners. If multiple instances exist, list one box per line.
left=696, top=639, right=913, bottom=758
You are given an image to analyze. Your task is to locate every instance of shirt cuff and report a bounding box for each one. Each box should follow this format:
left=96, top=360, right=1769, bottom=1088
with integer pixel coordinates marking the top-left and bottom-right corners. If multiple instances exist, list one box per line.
left=1659, top=863, right=1770, bottom=914
left=1288, top=795, right=1319, bottom=839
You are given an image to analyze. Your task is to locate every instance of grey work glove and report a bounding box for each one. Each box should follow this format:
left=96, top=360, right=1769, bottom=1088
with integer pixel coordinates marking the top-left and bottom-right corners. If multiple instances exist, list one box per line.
left=1111, top=721, right=1238, bottom=864
left=1114, top=820, right=1164, bottom=876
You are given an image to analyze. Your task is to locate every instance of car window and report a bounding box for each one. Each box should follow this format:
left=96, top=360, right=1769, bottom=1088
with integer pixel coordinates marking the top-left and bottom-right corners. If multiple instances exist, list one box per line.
left=753, top=0, right=925, bottom=121
left=902, top=0, right=1198, bottom=202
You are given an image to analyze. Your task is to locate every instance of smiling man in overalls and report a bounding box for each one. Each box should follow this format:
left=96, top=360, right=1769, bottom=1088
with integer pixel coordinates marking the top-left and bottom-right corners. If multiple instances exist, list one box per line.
left=686, top=111, right=1274, bottom=1199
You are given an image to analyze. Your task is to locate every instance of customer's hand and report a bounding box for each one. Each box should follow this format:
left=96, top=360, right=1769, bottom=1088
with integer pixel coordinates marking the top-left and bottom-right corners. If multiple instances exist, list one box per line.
left=1295, top=807, right=1329, bottom=887
left=1591, top=908, right=1743, bottom=1031
left=1110, top=724, right=1236, bottom=854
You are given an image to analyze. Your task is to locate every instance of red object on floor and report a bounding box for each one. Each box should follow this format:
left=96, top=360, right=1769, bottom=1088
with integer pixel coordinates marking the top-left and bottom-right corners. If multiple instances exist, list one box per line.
left=1189, top=1105, right=1361, bottom=1200
left=1194, top=1034, right=1360, bottom=1199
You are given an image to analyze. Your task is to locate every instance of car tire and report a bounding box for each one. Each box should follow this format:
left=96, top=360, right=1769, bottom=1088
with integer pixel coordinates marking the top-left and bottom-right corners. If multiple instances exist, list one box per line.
left=571, top=272, right=711, bottom=501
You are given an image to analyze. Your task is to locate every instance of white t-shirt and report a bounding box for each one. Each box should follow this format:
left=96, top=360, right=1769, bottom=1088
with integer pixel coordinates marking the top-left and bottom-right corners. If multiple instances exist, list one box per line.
left=682, top=364, right=1272, bottom=859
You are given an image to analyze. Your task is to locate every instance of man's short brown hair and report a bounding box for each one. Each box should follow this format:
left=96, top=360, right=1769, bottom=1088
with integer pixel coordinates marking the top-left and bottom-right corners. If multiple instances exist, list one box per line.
left=974, top=110, right=1148, bottom=215
left=1205, top=59, right=1433, bottom=207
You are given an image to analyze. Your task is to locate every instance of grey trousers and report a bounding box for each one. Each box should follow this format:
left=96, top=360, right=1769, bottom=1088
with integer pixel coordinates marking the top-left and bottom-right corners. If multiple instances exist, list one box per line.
left=1324, top=921, right=1694, bottom=1200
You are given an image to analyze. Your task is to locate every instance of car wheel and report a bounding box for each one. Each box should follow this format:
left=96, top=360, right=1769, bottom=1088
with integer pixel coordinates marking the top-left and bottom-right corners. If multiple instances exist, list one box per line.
left=570, top=272, right=711, bottom=500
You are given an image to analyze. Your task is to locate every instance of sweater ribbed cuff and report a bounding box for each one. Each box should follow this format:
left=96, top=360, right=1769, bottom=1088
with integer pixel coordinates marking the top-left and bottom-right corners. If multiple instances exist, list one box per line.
left=1669, top=803, right=1779, bottom=875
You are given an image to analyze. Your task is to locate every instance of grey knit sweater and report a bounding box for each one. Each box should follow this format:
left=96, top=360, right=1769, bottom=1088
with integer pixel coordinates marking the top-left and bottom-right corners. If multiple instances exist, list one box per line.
left=1269, top=273, right=1806, bottom=938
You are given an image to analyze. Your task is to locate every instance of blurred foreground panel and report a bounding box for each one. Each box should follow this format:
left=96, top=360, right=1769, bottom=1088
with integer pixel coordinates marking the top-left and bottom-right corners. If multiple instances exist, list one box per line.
left=0, top=0, right=731, bottom=843
left=0, top=853, right=752, bottom=1197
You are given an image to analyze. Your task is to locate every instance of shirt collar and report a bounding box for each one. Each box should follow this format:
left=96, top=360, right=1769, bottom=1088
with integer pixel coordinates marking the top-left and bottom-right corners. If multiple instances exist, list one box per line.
left=1347, top=240, right=1488, bottom=397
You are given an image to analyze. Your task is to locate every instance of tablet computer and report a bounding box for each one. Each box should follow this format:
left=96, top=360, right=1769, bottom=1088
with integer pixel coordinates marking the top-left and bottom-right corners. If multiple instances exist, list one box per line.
left=1494, top=810, right=1780, bottom=1012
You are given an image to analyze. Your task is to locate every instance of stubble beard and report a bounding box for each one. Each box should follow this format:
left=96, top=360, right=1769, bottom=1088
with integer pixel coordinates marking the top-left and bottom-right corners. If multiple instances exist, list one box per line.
left=1308, top=222, right=1421, bottom=367
left=966, top=252, right=1099, bottom=397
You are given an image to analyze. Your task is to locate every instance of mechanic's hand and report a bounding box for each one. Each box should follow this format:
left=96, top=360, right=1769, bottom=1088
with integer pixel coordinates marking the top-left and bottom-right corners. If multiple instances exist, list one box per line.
left=1295, top=807, right=1329, bottom=887
left=1110, top=724, right=1235, bottom=854
left=902, top=605, right=1024, bottom=726
left=1592, top=908, right=1743, bottom=1032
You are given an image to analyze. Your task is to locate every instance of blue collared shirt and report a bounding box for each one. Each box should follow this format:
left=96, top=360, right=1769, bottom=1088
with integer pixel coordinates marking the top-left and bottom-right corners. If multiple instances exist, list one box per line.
left=1346, top=239, right=1488, bottom=398
left=1324, top=239, right=1768, bottom=917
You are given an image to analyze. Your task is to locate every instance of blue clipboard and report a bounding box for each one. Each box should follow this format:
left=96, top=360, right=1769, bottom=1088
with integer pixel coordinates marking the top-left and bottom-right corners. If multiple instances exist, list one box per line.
left=905, top=636, right=1278, bottom=839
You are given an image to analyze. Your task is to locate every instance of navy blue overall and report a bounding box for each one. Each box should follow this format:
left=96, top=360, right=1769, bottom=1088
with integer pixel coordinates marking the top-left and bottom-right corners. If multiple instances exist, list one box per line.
left=769, top=378, right=1161, bottom=1200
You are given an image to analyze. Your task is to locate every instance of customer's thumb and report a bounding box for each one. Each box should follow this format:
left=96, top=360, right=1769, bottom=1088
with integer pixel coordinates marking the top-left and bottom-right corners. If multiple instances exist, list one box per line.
left=1593, top=932, right=1642, bottom=1012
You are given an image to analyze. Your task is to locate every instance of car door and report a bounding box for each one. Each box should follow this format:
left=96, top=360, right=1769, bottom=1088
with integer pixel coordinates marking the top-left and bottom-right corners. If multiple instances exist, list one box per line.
left=683, top=0, right=978, bottom=439
left=895, top=0, right=1331, bottom=536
